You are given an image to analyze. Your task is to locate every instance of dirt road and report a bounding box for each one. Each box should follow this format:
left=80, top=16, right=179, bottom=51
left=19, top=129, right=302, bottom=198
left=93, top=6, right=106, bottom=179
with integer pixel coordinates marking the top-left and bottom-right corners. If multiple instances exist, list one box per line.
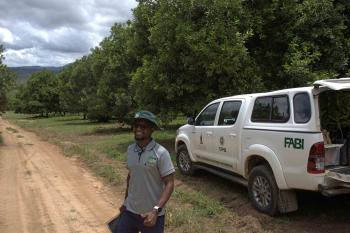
left=0, top=119, right=121, bottom=233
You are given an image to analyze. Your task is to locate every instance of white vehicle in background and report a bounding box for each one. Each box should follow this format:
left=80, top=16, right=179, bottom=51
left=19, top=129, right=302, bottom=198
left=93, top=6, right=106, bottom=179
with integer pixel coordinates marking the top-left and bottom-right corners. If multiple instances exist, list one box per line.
left=175, top=78, right=350, bottom=215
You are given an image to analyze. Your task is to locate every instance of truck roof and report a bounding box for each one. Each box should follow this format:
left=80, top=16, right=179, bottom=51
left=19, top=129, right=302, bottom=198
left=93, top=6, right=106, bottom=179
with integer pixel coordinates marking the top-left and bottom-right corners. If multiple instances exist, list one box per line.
left=216, top=86, right=313, bottom=102
left=214, top=77, right=350, bottom=103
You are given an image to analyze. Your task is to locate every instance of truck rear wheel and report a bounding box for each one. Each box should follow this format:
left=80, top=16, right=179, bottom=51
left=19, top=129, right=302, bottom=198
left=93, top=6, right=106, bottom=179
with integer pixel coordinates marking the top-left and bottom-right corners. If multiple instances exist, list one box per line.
left=176, top=145, right=196, bottom=176
left=248, top=165, right=279, bottom=216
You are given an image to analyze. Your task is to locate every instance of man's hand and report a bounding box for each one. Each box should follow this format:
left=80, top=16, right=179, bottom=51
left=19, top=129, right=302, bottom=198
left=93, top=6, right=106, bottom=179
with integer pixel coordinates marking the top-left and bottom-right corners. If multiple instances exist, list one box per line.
left=141, top=210, right=157, bottom=227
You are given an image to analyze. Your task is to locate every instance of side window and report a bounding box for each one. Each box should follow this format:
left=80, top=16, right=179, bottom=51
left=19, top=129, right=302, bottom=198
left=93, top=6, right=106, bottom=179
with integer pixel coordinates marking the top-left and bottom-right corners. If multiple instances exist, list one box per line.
left=294, top=93, right=311, bottom=123
left=251, top=95, right=290, bottom=122
left=251, top=97, right=272, bottom=122
left=218, top=101, right=242, bottom=126
left=272, top=96, right=289, bottom=122
left=195, top=102, right=220, bottom=126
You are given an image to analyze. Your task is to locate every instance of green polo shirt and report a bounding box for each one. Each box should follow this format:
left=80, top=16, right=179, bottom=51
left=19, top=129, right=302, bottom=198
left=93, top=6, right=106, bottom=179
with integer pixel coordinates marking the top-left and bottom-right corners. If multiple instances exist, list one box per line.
left=124, top=139, right=175, bottom=216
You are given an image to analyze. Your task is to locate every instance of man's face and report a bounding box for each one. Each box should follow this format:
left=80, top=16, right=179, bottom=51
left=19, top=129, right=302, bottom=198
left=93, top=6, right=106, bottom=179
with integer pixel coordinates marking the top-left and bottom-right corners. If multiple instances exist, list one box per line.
left=133, top=119, right=154, bottom=141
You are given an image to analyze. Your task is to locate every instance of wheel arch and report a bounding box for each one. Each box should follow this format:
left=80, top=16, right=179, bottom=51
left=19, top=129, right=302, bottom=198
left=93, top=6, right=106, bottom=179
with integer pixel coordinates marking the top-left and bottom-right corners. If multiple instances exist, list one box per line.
left=175, top=134, right=197, bottom=162
left=242, top=145, right=289, bottom=189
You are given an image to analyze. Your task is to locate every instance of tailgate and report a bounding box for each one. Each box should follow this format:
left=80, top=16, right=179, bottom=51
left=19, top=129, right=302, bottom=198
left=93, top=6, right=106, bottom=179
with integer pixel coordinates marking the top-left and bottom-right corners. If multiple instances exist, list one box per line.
left=320, top=166, right=350, bottom=196
left=327, top=167, right=350, bottom=183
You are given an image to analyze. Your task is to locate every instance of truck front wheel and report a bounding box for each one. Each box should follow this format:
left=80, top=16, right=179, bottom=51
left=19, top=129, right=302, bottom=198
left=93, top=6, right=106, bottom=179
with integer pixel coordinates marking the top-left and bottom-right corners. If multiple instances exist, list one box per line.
left=248, top=165, right=279, bottom=216
left=176, top=145, right=196, bottom=176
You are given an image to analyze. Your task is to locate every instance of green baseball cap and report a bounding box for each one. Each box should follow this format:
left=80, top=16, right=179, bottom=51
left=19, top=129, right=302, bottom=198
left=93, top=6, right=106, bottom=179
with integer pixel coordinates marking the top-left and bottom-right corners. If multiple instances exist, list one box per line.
left=134, top=110, right=159, bottom=128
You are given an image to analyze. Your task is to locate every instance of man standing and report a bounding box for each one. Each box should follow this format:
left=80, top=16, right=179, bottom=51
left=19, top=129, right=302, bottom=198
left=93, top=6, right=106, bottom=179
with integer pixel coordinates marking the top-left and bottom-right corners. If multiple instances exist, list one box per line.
left=117, top=111, right=175, bottom=233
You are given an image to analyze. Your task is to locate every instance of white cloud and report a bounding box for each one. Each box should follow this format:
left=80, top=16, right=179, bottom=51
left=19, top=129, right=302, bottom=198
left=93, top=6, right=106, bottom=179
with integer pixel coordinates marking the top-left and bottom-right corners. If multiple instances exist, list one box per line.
left=0, top=27, right=14, bottom=43
left=4, top=48, right=85, bottom=67
left=0, top=0, right=138, bottom=67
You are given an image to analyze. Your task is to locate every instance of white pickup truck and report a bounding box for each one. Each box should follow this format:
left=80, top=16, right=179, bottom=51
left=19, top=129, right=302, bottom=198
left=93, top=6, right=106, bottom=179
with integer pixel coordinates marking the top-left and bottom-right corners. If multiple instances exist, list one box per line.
left=175, top=78, right=350, bottom=215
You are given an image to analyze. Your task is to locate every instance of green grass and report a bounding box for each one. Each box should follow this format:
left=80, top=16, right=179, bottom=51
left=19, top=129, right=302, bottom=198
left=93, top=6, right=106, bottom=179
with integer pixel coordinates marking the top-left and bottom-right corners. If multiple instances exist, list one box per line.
left=166, top=192, right=230, bottom=232
left=56, top=138, right=124, bottom=184
left=96, top=164, right=121, bottom=184
left=5, top=112, right=113, bottom=137
left=165, top=189, right=229, bottom=231
left=166, top=205, right=207, bottom=232
left=173, top=189, right=225, bottom=217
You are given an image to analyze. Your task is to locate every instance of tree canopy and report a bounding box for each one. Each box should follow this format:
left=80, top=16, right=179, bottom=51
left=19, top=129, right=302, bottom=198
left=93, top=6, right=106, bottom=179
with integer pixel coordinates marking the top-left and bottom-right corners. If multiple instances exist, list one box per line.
left=10, top=0, right=350, bottom=123
left=0, top=45, right=15, bottom=112
left=14, top=70, right=59, bottom=116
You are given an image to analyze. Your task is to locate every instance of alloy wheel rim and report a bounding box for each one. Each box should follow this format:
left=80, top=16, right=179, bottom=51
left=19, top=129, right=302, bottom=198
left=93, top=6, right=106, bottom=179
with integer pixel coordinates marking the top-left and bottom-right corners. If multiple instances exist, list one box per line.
left=179, top=151, right=190, bottom=172
left=252, top=175, right=272, bottom=208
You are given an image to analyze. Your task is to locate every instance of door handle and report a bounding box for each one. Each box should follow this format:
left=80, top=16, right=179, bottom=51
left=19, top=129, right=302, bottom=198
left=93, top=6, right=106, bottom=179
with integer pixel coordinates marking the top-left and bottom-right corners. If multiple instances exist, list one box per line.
left=229, top=133, right=237, bottom=137
left=207, top=131, right=213, bottom=136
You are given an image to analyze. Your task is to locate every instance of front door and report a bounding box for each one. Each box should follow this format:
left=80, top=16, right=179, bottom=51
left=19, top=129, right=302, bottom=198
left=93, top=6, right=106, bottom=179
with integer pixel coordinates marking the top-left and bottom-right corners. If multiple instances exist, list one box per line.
left=211, top=100, right=243, bottom=172
left=192, top=102, right=220, bottom=162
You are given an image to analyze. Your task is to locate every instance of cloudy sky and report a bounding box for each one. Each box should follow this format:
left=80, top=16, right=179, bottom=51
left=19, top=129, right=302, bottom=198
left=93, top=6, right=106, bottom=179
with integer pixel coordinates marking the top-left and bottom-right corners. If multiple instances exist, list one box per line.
left=0, top=0, right=137, bottom=67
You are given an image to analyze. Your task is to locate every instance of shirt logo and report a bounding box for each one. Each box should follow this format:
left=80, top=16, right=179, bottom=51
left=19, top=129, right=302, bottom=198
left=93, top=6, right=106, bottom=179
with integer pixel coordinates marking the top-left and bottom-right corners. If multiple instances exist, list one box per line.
left=146, top=155, right=157, bottom=166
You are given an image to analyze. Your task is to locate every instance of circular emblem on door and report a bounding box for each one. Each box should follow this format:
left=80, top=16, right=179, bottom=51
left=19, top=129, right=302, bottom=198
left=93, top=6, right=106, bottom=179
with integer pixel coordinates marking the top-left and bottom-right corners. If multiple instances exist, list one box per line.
left=220, top=137, right=224, bottom=145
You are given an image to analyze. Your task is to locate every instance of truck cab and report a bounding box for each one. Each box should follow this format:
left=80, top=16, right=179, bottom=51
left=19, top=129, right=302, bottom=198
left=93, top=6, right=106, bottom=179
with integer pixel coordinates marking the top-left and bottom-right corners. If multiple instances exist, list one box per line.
left=175, top=78, right=350, bottom=215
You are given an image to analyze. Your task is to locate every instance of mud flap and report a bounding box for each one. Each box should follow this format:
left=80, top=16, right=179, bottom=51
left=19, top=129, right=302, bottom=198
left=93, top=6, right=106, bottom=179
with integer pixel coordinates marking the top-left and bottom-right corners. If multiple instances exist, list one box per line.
left=278, top=189, right=298, bottom=213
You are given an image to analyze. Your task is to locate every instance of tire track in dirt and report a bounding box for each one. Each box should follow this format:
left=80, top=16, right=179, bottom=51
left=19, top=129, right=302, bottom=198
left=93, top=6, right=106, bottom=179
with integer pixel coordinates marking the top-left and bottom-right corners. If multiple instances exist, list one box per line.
left=0, top=119, right=122, bottom=233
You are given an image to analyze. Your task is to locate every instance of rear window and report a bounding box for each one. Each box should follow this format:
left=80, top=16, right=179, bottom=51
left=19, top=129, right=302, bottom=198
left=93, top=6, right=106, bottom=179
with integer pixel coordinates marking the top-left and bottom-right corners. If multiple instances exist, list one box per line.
left=293, top=93, right=311, bottom=123
left=251, top=95, right=290, bottom=122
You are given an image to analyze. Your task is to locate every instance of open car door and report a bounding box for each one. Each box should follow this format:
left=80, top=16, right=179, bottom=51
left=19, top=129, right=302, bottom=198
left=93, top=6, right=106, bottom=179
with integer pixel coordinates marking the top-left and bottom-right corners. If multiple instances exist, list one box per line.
left=313, top=77, right=350, bottom=94
left=314, top=77, right=350, bottom=196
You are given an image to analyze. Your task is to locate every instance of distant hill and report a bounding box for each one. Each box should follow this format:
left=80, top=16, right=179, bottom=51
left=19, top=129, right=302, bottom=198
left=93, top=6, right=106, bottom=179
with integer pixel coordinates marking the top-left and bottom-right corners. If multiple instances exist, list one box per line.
left=9, top=66, right=64, bottom=83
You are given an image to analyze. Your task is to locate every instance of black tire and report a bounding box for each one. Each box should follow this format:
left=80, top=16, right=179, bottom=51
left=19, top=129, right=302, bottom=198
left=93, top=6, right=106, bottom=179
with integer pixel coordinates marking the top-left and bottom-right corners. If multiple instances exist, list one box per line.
left=176, top=145, right=196, bottom=176
left=248, top=165, right=279, bottom=216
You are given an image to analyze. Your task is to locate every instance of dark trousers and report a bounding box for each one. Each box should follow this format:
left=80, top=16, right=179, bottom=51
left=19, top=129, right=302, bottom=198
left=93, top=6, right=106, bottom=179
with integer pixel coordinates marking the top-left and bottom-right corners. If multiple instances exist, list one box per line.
left=116, top=210, right=165, bottom=233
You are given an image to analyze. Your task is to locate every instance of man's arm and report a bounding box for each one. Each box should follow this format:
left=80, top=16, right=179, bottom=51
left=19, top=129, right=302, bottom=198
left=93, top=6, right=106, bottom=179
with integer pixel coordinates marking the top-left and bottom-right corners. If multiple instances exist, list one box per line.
left=142, top=173, right=174, bottom=227
left=119, top=173, right=130, bottom=213
left=125, top=173, right=130, bottom=199
left=157, top=173, right=175, bottom=208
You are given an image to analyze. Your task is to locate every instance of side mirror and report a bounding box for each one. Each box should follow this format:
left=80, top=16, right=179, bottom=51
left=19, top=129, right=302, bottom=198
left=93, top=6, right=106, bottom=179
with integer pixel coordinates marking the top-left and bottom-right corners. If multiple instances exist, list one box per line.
left=187, top=116, right=195, bottom=125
